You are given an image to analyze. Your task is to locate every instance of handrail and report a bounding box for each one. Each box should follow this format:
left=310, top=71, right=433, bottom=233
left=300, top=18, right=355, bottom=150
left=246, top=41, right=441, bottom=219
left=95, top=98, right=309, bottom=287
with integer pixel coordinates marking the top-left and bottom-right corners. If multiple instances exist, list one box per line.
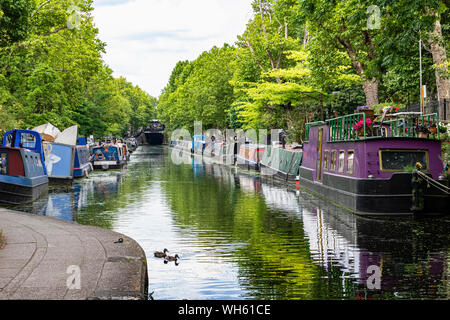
left=326, top=113, right=366, bottom=142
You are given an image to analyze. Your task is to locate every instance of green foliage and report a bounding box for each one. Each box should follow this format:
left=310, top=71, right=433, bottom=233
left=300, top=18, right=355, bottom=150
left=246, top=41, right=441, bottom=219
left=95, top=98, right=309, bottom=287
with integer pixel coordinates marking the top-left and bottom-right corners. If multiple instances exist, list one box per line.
left=0, top=0, right=156, bottom=138
left=158, top=45, right=237, bottom=132
left=157, top=0, right=448, bottom=141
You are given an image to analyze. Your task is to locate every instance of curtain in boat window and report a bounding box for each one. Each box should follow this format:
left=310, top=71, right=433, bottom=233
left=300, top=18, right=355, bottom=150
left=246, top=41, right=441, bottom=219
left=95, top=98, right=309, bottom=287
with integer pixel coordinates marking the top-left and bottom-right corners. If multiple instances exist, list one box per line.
left=338, top=151, right=345, bottom=173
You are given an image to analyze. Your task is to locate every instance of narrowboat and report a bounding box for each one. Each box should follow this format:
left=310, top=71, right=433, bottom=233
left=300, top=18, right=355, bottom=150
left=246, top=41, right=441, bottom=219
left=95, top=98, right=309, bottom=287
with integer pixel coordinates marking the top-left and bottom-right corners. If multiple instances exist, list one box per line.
left=0, top=130, right=49, bottom=204
left=34, top=123, right=78, bottom=185
left=192, top=135, right=205, bottom=155
left=260, top=146, right=303, bottom=181
left=144, top=120, right=165, bottom=145
left=299, top=111, right=449, bottom=216
left=203, top=140, right=235, bottom=165
left=125, top=137, right=138, bottom=153
left=235, top=144, right=266, bottom=171
left=73, top=137, right=93, bottom=178
left=92, top=139, right=128, bottom=170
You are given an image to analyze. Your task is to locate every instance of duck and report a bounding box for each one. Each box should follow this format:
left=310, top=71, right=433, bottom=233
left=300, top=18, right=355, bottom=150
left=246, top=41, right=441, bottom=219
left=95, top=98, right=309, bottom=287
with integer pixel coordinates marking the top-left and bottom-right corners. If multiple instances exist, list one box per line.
left=166, top=254, right=180, bottom=261
left=154, top=248, right=169, bottom=258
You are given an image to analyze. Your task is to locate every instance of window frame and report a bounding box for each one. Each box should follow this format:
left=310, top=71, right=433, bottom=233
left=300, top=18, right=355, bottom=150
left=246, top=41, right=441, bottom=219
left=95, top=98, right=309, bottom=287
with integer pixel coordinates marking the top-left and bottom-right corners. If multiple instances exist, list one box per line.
left=323, top=150, right=329, bottom=171
left=0, top=151, right=9, bottom=175
left=338, top=150, right=345, bottom=173
left=330, top=150, right=337, bottom=171
left=346, top=150, right=355, bottom=175
left=378, top=149, right=430, bottom=172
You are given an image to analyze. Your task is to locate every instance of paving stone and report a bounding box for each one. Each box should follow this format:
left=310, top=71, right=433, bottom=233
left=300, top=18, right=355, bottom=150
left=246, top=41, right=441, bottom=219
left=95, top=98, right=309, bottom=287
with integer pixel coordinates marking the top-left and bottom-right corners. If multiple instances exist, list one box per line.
left=0, top=209, right=148, bottom=300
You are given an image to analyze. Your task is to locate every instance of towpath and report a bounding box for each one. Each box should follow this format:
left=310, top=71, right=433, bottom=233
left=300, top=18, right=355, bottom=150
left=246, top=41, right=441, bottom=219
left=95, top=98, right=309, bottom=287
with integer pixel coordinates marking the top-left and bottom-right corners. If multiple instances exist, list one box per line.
left=0, top=208, right=148, bottom=300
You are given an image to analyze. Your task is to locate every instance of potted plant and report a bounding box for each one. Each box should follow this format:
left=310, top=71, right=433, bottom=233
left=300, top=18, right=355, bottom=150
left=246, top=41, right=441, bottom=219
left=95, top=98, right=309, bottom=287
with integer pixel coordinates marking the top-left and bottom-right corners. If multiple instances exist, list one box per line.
left=354, top=118, right=374, bottom=137
left=415, top=125, right=430, bottom=138
left=356, top=105, right=375, bottom=119
left=438, top=123, right=447, bottom=134
left=429, top=122, right=438, bottom=135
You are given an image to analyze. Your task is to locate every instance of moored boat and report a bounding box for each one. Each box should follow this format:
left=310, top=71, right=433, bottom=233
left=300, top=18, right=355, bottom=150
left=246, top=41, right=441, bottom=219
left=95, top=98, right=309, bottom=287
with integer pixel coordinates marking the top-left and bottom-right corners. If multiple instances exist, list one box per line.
left=73, top=137, right=93, bottom=178
left=92, top=138, right=128, bottom=170
left=260, top=146, right=303, bottom=181
left=0, top=130, right=49, bottom=204
left=299, top=111, right=449, bottom=216
left=33, top=123, right=78, bottom=185
left=235, top=143, right=266, bottom=171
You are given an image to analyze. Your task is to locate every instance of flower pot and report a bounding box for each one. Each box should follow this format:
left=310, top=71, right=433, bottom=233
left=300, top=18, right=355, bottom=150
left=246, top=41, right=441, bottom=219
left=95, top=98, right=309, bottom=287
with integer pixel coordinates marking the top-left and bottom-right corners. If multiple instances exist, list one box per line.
left=357, top=109, right=375, bottom=120
left=429, top=127, right=437, bottom=135
left=418, top=132, right=429, bottom=139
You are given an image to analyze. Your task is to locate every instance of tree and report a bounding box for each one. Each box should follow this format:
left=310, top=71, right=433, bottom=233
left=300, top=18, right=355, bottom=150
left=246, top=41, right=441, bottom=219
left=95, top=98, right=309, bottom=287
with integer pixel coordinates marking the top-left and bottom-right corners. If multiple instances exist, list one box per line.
left=298, top=0, right=386, bottom=106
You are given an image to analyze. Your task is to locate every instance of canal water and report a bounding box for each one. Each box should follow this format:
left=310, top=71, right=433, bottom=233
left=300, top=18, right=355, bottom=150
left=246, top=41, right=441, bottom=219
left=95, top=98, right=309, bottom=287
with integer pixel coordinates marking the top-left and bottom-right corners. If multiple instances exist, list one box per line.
left=12, top=145, right=450, bottom=300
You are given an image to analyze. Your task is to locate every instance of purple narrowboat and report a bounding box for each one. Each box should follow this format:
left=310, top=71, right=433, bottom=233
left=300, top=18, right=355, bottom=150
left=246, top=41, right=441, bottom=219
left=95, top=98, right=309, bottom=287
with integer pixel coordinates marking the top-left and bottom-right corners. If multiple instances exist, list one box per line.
left=299, top=112, right=449, bottom=216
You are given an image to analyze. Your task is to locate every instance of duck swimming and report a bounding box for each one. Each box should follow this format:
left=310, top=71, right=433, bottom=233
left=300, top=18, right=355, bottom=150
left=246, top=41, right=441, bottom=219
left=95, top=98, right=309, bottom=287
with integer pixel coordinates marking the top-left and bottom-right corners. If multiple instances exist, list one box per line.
left=154, top=248, right=169, bottom=258
left=166, top=254, right=180, bottom=261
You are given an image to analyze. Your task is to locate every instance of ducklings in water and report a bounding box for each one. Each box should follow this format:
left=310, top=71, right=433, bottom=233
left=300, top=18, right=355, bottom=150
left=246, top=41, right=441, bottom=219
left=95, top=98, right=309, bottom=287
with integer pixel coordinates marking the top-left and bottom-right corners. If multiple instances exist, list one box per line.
left=154, top=248, right=169, bottom=258
left=164, top=254, right=180, bottom=266
left=167, top=254, right=180, bottom=261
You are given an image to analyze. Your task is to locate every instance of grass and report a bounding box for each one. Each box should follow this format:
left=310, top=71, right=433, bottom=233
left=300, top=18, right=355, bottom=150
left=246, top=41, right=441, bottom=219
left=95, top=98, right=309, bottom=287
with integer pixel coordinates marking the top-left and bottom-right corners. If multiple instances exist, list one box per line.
left=0, top=229, right=5, bottom=249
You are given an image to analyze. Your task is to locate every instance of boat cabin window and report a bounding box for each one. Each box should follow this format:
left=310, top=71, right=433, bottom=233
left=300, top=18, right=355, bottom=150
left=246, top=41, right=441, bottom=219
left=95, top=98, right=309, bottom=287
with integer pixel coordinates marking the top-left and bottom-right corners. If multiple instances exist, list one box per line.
left=347, top=151, right=354, bottom=175
left=379, top=149, right=428, bottom=171
left=338, top=151, right=345, bottom=173
left=323, top=150, right=329, bottom=171
left=20, top=133, right=36, bottom=149
left=0, top=152, right=7, bottom=175
left=330, top=150, right=337, bottom=171
left=4, top=133, right=14, bottom=147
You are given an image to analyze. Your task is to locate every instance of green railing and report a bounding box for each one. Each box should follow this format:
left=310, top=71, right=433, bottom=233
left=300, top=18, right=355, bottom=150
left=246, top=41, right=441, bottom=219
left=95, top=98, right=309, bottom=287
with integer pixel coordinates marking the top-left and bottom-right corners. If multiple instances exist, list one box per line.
left=326, top=113, right=366, bottom=142
left=385, top=113, right=440, bottom=140
left=304, top=112, right=441, bottom=143
left=304, top=121, right=325, bottom=142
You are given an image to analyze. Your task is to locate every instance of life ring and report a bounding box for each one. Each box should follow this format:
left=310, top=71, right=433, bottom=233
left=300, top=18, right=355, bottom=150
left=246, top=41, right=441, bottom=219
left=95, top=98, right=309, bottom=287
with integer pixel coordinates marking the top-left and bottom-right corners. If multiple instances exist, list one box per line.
left=97, top=153, right=105, bottom=161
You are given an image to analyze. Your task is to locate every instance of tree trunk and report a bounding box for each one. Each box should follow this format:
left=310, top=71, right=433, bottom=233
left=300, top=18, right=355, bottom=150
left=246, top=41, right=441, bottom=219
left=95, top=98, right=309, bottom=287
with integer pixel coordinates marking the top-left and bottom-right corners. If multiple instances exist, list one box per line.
left=337, top=37, right=379, bottom=107
left=429, top=18, right=450, bottom=119
left=362, top=78, right=379, bottom=107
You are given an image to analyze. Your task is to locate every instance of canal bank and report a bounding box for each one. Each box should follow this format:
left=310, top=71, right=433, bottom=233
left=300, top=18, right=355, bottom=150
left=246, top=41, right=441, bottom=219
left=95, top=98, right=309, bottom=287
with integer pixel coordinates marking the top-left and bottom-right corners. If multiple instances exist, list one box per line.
left=0, top=208, right=148, bottom=300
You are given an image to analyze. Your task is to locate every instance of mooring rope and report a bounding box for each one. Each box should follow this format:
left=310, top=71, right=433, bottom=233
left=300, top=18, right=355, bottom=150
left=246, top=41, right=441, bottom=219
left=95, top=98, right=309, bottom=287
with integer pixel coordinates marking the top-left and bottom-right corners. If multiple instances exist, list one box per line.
left=415, top=170, right=450, bottom=194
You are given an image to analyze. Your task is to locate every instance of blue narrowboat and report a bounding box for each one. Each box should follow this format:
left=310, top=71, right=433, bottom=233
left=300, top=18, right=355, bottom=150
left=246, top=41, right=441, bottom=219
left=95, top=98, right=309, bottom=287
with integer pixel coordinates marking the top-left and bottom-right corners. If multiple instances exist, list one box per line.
left=92, top=140, right=128, bottom=170
left=192, top=135, right=205, bottom=155
left=0, top=130, right=49, bottom=204
left=73, top=137, right=93, bottom=178
left=33, top=123, right=78, bottom=185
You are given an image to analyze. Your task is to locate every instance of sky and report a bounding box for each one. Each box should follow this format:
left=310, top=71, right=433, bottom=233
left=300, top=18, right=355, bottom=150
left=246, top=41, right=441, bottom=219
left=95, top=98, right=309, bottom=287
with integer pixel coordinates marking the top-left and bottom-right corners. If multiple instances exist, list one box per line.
left=92, top=0, right=254, bottom=98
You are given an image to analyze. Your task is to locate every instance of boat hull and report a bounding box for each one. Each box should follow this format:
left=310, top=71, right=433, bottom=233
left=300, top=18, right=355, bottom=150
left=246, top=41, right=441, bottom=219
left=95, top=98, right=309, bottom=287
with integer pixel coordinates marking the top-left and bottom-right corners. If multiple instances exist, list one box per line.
left=74, top=162, right=93, bottom=178
left=236, top=157, right=260, bottom=171
left=299, top=167, right=449, bottom=216
left=260, top=164, right=297, bottom=181
left=0, top=179, right=48, bottom=205
left=93, top=161, right=125, bottom=170
left=145, top=132, right=164, bottom=145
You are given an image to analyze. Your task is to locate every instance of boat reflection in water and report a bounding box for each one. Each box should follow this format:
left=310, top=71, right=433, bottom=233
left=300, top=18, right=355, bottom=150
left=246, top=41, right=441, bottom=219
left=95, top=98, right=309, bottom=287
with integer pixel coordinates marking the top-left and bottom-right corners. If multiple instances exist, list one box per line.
left=298, top=192, right=447, bottom=299
left=8, top=146, right=448, bottom=300
left=176, top=148, right=449, bottom=299
left=15, top=171, right=125, bottom=223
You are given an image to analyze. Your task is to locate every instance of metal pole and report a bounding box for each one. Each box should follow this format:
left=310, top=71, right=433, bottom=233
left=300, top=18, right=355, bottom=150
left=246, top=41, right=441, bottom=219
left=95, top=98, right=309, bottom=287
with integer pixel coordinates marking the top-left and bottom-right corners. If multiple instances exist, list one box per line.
left=419, top=40, right=424, bottom=114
